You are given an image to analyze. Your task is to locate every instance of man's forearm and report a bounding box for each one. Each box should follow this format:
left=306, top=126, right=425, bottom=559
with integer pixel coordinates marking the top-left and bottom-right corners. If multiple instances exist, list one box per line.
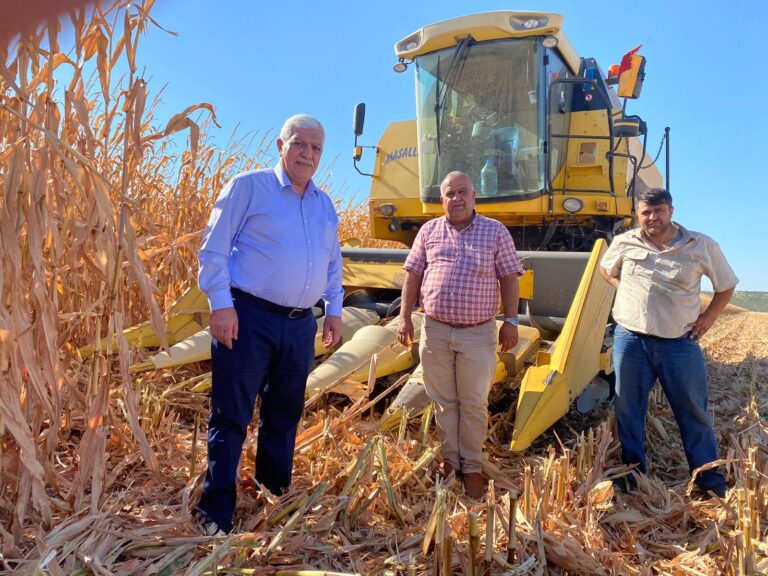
left=499, top=273, right=520, bottom=317
left=400, top=270, right=423, bottom=317
left=199, top=250, right=234, bottom=310
left=324, top=243, right=345, bottom=316
left=599, top=266, right=620, bottom=290
left=704, top=287, right=736, bottom=321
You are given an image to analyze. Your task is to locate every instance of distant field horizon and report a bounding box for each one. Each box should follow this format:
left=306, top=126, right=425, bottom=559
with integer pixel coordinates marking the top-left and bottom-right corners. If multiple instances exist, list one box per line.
left=704, top=291, right=768, bottom=312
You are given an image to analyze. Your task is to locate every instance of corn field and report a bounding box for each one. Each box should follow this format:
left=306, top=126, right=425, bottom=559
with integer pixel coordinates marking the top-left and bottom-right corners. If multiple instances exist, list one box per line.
left=1, top=2, right=766, bottom=575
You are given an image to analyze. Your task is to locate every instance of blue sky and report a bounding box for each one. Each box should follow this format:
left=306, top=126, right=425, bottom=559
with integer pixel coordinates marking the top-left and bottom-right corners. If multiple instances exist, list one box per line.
left=110, top=0, right=765, bottom=290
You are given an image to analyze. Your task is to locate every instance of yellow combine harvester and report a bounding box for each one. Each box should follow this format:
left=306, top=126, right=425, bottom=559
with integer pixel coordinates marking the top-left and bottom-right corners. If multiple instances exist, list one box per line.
left=86, top=11, right=663, bottom=452
left=347, top=11, right=663, bottom=450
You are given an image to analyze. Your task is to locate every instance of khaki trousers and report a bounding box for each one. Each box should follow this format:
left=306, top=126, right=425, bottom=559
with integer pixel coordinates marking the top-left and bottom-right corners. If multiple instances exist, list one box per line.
left=419, top=316, right=497, bottom=473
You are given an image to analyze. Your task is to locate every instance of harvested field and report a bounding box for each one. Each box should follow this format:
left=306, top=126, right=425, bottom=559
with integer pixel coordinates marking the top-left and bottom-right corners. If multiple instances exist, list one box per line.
left=2, top=310, right=766, bottom=575
left=1, top=2, right=766, bottom=575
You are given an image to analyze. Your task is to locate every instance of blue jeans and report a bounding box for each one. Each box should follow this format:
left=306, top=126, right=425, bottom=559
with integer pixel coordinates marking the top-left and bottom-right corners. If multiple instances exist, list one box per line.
left=197, top=297, right=316, bottom=532
left=613, top=324, right=726, bottom=492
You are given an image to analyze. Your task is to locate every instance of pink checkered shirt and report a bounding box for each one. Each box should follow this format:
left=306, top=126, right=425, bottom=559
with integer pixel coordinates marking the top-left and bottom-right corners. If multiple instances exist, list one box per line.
left=404, top=214, right=523, bottom=325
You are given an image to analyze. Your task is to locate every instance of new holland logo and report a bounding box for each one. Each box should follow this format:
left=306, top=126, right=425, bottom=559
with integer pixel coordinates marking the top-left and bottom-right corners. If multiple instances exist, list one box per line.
left=384, top=147, right=417, bottom=165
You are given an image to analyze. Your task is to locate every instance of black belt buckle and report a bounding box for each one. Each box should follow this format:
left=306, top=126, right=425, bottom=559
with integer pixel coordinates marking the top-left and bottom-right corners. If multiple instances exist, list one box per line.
left=288, top=308, right=305, bottom=319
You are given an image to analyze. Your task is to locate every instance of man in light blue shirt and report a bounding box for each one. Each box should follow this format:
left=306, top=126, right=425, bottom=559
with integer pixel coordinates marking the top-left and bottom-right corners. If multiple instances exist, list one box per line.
left=195, top=114, right=343, bottom=534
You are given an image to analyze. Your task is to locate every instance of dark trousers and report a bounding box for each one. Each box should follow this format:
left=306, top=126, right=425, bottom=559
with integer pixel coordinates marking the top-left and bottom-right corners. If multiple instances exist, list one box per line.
left=613, top=325, right=726, bottom=492
left=197, top=297, right=316, bottom=532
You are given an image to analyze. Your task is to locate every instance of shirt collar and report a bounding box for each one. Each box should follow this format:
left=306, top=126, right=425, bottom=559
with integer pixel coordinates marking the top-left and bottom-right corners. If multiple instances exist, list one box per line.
left=445, top=210, right=478, bottom=231
left=274, top=162, right=320, bottom=197
left=673, top=222, right=693, bottom=245
left=628, top=221, right=694, bottom=247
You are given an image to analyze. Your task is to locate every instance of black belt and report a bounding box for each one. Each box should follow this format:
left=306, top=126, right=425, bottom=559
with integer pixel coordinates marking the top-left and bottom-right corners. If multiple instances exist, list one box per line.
left=231, top=288, right=312, bottom=319
left=628, top=328, right=690, bottom=341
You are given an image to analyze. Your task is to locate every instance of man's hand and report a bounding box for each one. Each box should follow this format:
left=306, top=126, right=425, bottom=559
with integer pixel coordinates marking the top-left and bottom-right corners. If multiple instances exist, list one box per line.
left=323, top=315, right=342, bottom=349
left=397, top=315, right=414, bottom=347
left=498, top=322, right=518, bottom=352
left=210, top=307, right=238, bottom=349
left=686, top=312, right=717, bottom=341
left=687, top=287, right=735, bottom=341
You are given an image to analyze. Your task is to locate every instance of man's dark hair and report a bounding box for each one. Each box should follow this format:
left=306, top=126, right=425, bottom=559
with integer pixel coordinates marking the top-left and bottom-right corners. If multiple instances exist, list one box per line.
left=635, top=187, right=673, bottom=207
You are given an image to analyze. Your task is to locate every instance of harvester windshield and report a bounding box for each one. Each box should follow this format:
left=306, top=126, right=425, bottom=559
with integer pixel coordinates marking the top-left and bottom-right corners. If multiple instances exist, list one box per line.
left=415, top=38, right=545, bottom=201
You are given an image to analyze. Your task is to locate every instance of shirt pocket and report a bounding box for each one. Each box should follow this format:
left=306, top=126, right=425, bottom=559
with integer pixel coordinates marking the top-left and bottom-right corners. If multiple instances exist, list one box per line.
left=656, top=257, right=695, bottom=288
left=316, top=219, right=337, bottom=252
left=425, top=238, right=455, bottom=264
left=466, top=246, right=495, bottom=277
left=622, top=250, right=653, bottom=279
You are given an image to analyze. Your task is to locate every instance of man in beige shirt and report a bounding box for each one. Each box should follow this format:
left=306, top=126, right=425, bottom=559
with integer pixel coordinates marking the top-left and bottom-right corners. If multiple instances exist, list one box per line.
left=600, top=187, right=738, bottom=497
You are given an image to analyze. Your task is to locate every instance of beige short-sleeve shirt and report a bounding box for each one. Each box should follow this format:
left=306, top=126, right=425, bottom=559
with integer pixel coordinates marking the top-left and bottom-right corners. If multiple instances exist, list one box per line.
left=601, top=224, right=738, bottom=338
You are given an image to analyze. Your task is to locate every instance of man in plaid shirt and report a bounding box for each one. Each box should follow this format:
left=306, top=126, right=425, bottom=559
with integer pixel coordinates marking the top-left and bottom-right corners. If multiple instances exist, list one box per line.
left=397, top=171, right=523, bottom=499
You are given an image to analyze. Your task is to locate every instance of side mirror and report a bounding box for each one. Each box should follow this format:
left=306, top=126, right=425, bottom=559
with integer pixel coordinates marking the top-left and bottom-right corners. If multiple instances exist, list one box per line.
left=617, top=53, right=646, bottom=99
left=352, top=103, right=374, bottom=177
left=353, top=103, right=366, bottom=137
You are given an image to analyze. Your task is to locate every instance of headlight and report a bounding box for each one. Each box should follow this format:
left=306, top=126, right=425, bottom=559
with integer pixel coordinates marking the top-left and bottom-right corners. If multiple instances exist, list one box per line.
left=562, top=198, right=584, bottom=214
left=542, top=35, right=559, bottom=48
left=396, top=32, right=422, bottom=54
left=378, top=203, right=397, bottom=217
left=509, top=15, right=549, bottom=31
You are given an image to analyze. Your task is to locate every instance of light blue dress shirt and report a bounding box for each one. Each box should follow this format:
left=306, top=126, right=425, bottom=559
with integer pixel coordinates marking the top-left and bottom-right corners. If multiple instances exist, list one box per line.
left=198, top=164, right=344, bottom=316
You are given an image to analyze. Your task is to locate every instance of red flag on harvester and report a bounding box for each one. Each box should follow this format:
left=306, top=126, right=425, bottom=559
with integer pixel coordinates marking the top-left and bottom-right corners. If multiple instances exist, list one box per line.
left=619, top=44, right=643, bottom=75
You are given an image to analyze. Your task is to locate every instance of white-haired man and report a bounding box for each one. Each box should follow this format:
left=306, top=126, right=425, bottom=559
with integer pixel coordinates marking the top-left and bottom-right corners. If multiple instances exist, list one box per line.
left=195, top=114, right=343, bottom=533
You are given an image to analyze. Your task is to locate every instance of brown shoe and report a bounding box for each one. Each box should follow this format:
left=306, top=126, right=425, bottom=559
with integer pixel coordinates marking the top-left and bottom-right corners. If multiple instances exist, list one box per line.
left=463, top=472, right=485, bottom=499
left=435, top=461, right=456, bottom=480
